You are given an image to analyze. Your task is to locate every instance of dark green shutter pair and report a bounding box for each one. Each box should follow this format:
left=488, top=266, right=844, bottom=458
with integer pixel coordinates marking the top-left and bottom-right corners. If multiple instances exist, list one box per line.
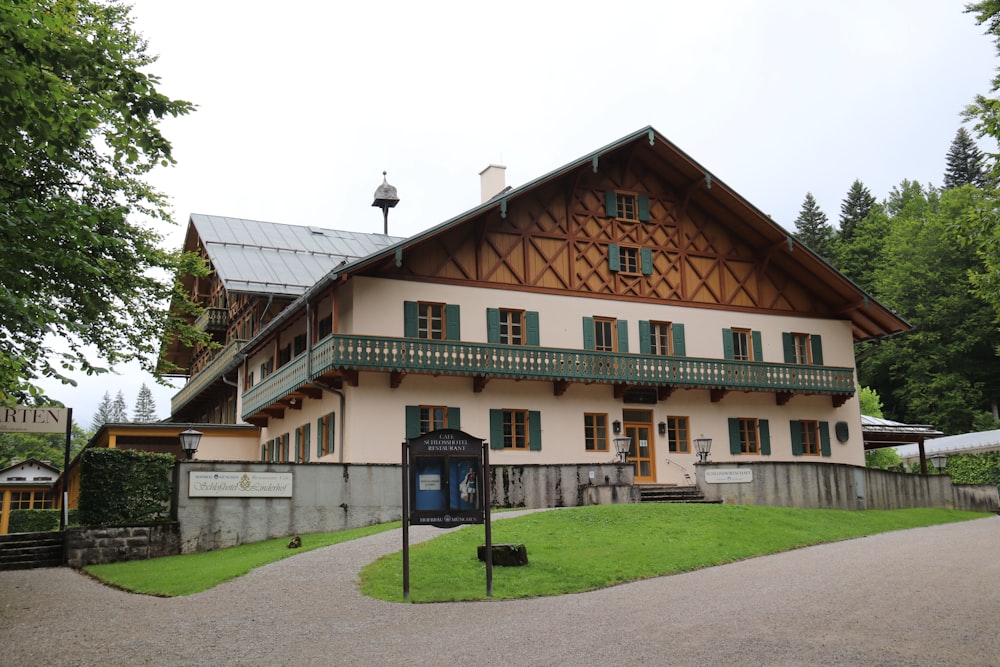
left=637, top=321, right=686, bottom=355
left=582, top=317, right=629, bottom=352
left=486, top=309, right=540, bottom=345
left=728, top=418, right=771, bottom=455
left=722, top=328, right=763, bottom=360
left=296, top=424, right=311, bottom=462
left=489, top=409, right=542, bottom=450
left=604, top=191, right=651, bottom=221
left=403, top=301, right=461, bottom=339
left=315, top=414, right=335, bottom=458
left=781, top=333, right=824, bottom=365
left=405, top=405, right=462, bottom=439
left=607, top=244, right=653, bottom=275
left=790, top=421, right=832, bottom=456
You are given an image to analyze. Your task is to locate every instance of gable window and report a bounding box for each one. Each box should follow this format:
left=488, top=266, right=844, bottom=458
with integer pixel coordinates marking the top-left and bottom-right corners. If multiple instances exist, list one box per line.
left=317, top=412, right=335, bottom=457
left=791, top=420, right=831, bottom=457
left=404, top=301, right=461, bottom=340
left=584, top=413, right=609, bottom=452
left=608, top=244, right=653, bottom=275
left=583, top=317, right=628, bottom=352
left=667, top=416, right=690, bottom=453
left=605, top=190, right=650, bottom=222
left=728, top=417, right=771, bottom=455
left=783, top=332, right=824, bottom=365
left=619, top=246, right=639, bottom=274
left=723, top=328, right=762, bottom=361
left=490, top=409, right=542, bottom=451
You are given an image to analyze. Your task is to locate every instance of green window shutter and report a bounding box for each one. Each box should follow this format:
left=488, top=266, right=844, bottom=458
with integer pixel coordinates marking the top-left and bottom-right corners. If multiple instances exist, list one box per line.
left=811, top=335, right=824, bottom=365
left=405, top=405, right=421, bottom=439
left=728, top=418, right=741, bottom=455
left=617, top=320, right=629, bottom=353
left=751, top=331, right=763, bottom=361
left=605, top=190, right=618, bottom=217
left=490, top=409, right=504, bottom=450
left=486, top=308, right=500, bottom=343
left=445, top=304, right=461, bottom=340
left=722, top=329, right=734, bottom=359
left=328, top=414, right=336, bottom=455
left=819, top=421, right=831, bottom=457
left=638, top=320, right=651, bottom=354
left=582, top=317, right=595, bottom=350
left=789, top=421, right=803, bottom=456
left=261, top=444, right=266, bottom=461
left=304, top=423, right=311, bottom=462
left=608, top=243, right=620, bottom=272
left=448, top=407, right=461, bottom=430
left=528, top=411, right=542, bottom=451
left=404, top=301, right=418, bottom=337
left=672, top=323, right=686, bottom=356
left=316, top=418, right=323, bottom=458
left=640, top=247, right=653, bottom=275
left=637, top=195, right=650, bottom=221
left=294, top=429, right=301, bottom=463
left=782, top=332, right=795, bottom=363
left=759, top=420, right=771, bottom=455
left=526, top=311, right=540, bottom=346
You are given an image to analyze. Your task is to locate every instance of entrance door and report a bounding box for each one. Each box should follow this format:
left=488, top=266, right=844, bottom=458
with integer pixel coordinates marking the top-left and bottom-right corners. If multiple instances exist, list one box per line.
left=623, top=409, right=655, bottom=483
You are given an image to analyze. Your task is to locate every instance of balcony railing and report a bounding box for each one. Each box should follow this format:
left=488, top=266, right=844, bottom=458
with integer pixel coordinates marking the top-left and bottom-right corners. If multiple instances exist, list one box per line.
left=172, top=339, right=247, bottom=414
left=193, top=307, right=228, bottom=333
left=242, top=334, right=855, bottom=419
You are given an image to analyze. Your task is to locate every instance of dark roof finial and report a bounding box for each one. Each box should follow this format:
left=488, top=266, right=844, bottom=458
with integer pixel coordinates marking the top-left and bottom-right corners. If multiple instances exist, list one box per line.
left=372, top=171, right=399, bottom=235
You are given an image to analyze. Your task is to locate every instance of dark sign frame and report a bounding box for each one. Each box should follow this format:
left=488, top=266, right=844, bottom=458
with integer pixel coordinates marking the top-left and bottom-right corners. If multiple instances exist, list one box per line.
left=402, top=429, right=492, bottom=598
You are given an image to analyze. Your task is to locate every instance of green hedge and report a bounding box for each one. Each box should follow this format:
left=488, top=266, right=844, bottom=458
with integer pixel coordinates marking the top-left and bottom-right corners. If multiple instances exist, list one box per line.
left=9, top=509, right=63, bottom=533
left=944, top=451, right=1000, bottom=488
left=78, top=449, right=174, bottom=526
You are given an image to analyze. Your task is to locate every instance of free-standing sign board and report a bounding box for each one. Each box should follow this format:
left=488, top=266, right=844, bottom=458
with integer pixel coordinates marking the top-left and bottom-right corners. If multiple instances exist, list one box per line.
left=1, top=406, right=74, bottom=529
left=402, top=429, right=492, bottom=598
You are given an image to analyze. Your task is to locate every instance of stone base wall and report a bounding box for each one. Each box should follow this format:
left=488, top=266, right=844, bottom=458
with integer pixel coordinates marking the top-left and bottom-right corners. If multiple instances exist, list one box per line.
left=65, top=523, right=180, bottom=568
left=489, top=463, right=638, bottom=508
left=696, top=461, right=1000, bottom=513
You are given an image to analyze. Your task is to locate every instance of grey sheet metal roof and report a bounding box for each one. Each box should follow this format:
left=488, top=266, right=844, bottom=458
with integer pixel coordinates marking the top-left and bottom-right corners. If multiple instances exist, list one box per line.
left=894, top=428, right=1000, bottom=460
left=190, top=214, right=404, bottom=296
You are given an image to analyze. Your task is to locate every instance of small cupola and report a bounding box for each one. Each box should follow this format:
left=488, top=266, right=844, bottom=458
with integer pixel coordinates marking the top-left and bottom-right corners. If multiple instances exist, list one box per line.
left=372, top=171, right=399, bottom=235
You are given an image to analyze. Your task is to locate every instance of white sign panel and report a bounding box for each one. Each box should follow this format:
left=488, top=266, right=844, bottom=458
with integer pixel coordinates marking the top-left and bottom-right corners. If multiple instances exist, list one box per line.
left=0, top=406, right=69, bottom=434
left=418, top=474, right=441, bottom=490
left=189, top=471, right=294, bottom=497
left=705, top=468, right=754, bottom=484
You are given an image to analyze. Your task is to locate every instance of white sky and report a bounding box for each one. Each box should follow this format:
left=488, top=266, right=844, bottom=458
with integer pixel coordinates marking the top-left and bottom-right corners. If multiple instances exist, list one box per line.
left=38, top=0, right=998, bottom=428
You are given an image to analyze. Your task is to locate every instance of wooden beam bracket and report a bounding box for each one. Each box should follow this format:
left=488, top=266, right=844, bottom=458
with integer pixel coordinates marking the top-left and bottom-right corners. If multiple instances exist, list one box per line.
left=710, top=388, right=728, bottom=403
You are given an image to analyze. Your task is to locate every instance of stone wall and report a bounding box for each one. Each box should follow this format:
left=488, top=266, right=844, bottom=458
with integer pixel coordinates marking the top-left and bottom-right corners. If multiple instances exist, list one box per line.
left=695, top=461, right=1000, bottom=513
left=65, top=523, right=180, bottom=568
left=174, top=461, right=637, bottom=553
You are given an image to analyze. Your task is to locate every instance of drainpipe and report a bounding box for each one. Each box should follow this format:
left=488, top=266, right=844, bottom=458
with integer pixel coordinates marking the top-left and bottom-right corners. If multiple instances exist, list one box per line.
left=305, top=301, right=347, bottom=463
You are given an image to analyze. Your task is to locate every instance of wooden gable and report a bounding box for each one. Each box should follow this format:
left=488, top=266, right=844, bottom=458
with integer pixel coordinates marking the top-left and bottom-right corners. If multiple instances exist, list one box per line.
left=360, top=135, right=856, bottom=326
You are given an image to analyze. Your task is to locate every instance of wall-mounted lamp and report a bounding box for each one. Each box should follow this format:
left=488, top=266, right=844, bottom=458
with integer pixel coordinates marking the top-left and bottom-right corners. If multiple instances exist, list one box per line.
left=179, top=429, right=203, bottom=460
left=693, top=434, right=712, bottom=464
left=612, top=420, right=622, bottom=434
left=613, top=436, right=632, bottom=465
left=658, top=421, right=667, bottom=436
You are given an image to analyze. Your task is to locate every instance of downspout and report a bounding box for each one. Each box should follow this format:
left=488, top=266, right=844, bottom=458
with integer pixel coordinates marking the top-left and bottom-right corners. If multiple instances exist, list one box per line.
left=305, top=300, right=346, bottom=463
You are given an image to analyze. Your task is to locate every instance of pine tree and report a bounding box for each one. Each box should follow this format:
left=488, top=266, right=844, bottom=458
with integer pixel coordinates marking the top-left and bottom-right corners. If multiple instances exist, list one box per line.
left=110, top=390, right=130, bottom=423
left=91, top=391, right=114, bottom=431
left=133, top=383, right=158, bottom=422
left=943, top=127, right=988, bottom=189
left=839, top=179, right=877, bottom=242
left=793, top=192, right=834, bottom=260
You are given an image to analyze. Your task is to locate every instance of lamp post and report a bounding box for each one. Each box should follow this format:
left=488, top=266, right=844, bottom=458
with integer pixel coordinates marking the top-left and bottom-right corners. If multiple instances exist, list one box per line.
left=929, top=454, right=948, bottom=474
left=613, top=436, right=632, bottom=465
left=179, top=429, right=203, bottom=460
left=694, top=435, right=712, bottom=464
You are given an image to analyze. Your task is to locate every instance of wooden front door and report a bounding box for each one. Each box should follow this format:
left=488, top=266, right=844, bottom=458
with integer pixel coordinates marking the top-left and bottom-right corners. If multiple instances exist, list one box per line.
left=623, top=409, right=655, bottom=483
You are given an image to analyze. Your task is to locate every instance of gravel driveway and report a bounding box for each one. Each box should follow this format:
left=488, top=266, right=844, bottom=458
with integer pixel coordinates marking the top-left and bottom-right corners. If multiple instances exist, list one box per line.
left=1, top=515, right=998, bottom=666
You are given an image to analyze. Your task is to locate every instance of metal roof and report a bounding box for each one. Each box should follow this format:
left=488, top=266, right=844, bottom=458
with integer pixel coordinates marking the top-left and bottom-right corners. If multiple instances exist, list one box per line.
left=190, top=214, right=404, bottom=296
left=894, top=428, right=1000, bottom=460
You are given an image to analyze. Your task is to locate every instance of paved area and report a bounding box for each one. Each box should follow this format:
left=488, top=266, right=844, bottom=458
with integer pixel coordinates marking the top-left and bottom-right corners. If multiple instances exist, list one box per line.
left=1, top=515, right=998, bottom=666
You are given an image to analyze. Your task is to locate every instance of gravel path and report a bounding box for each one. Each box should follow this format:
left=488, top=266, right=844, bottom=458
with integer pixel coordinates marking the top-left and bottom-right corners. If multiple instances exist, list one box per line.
left=1, top=514, right=998, bottom=666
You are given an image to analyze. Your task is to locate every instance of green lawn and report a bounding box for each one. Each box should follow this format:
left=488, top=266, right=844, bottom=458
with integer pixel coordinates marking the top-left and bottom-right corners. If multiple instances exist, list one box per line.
left=84, top=505, right=987, bottom=600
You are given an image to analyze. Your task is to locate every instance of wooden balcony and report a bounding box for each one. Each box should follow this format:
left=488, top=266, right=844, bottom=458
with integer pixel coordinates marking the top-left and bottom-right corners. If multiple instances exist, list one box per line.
left=193, top=307, right=228, bottom=335
left=171, top=339, right=247, bottom=414
left=242, top=334, right=855, bottom=421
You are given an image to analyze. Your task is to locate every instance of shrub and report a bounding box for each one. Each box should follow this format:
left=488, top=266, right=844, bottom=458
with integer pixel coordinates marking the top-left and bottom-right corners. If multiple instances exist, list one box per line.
left=78, top=449, right=174, bottom=526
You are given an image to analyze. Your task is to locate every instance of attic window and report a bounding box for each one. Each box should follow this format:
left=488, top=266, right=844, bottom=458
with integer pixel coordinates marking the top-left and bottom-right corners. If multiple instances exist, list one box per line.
left=605, top=191, right=651, bottom=221
left=308, top=226, right=327, bottom=235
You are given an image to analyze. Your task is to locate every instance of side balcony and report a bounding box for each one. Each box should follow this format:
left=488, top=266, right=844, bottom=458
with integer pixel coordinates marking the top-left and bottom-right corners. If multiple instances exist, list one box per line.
left=241, top=334, right=856, bottom=425
left=171, top=339, right=247, bottom=416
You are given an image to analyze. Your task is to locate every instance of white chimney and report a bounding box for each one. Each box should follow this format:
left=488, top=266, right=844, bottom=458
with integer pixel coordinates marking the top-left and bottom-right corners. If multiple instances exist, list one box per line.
left=479, top=164, right=507, bottom=203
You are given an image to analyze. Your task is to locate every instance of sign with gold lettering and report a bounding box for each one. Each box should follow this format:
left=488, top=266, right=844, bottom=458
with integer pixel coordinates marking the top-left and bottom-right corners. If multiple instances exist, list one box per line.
left=188, top=471, right=294, bottom=497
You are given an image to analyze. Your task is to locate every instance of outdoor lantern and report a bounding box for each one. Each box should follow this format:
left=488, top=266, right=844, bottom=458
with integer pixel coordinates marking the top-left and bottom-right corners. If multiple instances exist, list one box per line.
left=658, top=421, right=667, bottom=436
left=612, top=419, right=622, bottom=434
left=930, top=454, right=948, bottom=473
left=694, top=434, right=712, bottom=464
left=613, top=436, right=632, bottom=464
left=179, top=429, right=203, bottom=460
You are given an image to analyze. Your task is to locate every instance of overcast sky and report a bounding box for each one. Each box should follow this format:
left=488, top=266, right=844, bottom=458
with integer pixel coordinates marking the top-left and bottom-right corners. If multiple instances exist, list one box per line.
left=39, top=0, right=998, bottom=429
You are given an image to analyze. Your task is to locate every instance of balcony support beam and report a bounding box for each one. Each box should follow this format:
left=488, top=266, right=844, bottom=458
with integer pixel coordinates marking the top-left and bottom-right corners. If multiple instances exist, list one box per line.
left=776, top=391, right=794, bottom=406
left=473, top=375, right=490, bottom=393
left=711, top=388, right=728, bottom=403
left=553, top=380, right=569, bottom=396
left=390, top=371, right=405, bottom=388
left=657, top=386, right=674, bottom=401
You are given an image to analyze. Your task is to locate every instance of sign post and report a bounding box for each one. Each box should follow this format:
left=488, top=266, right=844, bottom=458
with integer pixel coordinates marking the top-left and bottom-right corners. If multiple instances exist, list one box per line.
left=0, top=406, right=73, bottom=529
left=401, top=429, right=491, bottom=599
